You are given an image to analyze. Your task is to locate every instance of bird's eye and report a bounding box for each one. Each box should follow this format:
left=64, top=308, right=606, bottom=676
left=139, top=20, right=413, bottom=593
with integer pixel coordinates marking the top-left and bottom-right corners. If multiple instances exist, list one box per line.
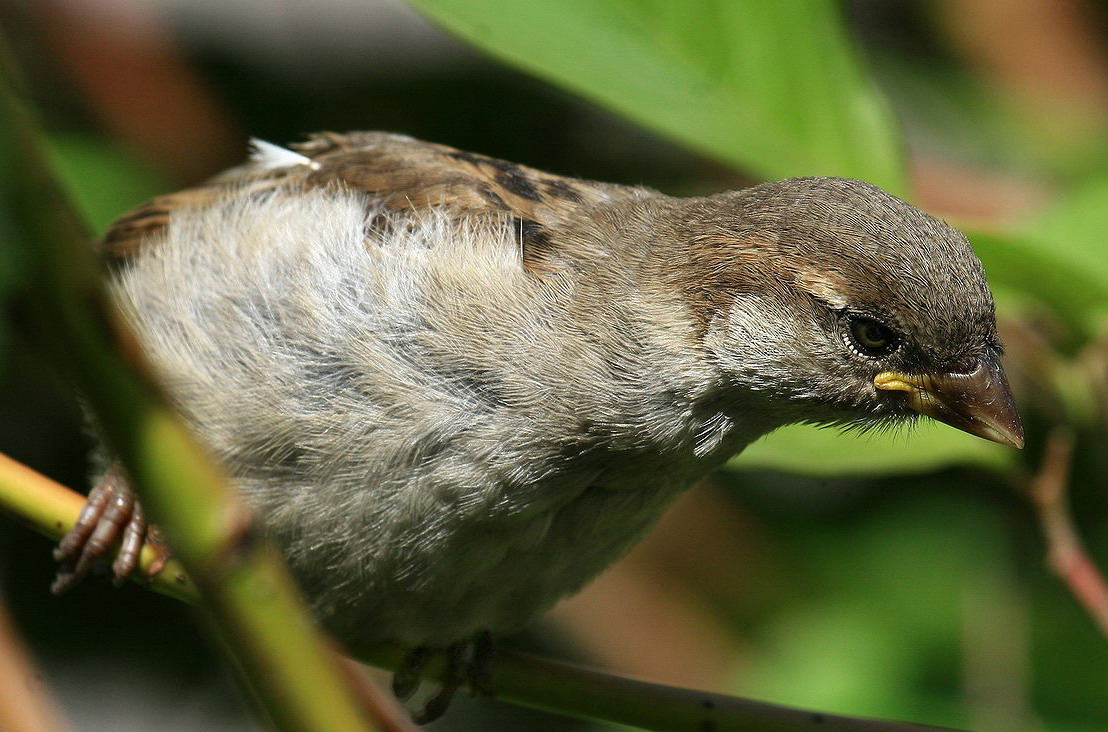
left=847, top=316, right=898, bottom=357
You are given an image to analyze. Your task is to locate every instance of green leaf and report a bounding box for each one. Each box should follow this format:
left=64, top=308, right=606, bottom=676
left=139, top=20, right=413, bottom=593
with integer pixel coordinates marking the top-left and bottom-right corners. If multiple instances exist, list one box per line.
left=1019, top=176, right=1108, bottom=317
left=1023, top=178, right=1108, bottom=278
left=44, top=134, right=165, bottom=236
left=968, top=230, right=1108, bottom=340
left=963, top=176, right=1108, bottom=340
left=732, top=420, right=1014, bottom=476
left=407, top=0, right=906, bottom=193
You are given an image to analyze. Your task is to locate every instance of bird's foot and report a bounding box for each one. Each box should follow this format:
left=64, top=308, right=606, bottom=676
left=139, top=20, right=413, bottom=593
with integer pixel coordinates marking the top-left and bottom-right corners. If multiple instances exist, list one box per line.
left=392, top=631, right=495, bottom=724
left=52, top=462, right=169, bottom=593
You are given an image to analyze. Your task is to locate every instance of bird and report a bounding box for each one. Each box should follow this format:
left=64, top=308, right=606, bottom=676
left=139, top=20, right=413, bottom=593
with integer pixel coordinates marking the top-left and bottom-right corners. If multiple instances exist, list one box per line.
left=54, top=131, right=1023, bottom=719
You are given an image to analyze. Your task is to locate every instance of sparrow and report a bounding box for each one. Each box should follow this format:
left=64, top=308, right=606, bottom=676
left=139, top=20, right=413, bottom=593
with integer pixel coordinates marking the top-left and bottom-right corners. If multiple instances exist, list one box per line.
left=54, top=132, right=1023, bottom=719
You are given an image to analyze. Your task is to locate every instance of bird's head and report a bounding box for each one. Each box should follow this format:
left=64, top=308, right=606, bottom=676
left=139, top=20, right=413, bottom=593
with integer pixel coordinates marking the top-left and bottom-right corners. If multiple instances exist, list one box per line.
left=673, top=177, right=1022, bottom=447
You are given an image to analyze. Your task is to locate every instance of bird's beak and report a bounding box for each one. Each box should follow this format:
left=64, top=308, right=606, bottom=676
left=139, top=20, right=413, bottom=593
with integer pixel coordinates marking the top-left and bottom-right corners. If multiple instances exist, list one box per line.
left=873, top=358, right=1024, bottom=448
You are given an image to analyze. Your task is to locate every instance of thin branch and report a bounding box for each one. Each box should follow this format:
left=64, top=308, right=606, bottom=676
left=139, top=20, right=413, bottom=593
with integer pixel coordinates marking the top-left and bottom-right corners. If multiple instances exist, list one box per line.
left=481, top=651, right=965, bottom=732
left=1026, top=427, right=1108, bottom=639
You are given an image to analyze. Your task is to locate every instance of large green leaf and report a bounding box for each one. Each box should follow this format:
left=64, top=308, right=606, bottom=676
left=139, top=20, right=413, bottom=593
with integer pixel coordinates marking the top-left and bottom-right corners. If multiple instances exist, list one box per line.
left=969, top=230, right=1108, bottom=340
left=1016, top=177, right=1108, bottom=331
left=1023, top=178, right=1108, bottom=281
left=733, top=420, right=1014, bottom=477
left=959, top=177, right=1108, bottom=342
left=407, top=0, right=906, bottom=194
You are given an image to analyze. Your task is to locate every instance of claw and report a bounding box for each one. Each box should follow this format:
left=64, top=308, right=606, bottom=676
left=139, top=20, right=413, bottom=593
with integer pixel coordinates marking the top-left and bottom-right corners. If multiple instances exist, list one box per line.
left=392, top=646, right=431, bottom=701
left=394, top=631, right=496, bottom=724
left=53, top=480, right=114, bottom=566
left=111, top=496, right=147, bottom=582
left=52, top=462, right=169, bottom=593
left=413, top=669, right=463, bottom=725
left=411, top=641, right=468, bottom=724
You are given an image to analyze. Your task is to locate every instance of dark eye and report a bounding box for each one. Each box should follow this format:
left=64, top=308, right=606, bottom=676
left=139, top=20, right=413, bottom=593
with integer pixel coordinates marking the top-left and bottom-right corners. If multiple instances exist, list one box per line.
left=847, top=316, right=898, bottom=357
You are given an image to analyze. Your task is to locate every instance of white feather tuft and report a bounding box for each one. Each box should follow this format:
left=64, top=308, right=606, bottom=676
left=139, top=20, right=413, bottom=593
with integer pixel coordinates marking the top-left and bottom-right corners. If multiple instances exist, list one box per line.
left=248, top=138, right=319, bottom=170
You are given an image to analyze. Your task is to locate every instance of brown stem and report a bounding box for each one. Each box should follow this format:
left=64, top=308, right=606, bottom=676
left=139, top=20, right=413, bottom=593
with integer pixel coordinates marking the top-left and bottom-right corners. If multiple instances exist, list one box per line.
left=1027, top=427, right=1108, bottom=639
left=0, top=600, right=68, bottom=732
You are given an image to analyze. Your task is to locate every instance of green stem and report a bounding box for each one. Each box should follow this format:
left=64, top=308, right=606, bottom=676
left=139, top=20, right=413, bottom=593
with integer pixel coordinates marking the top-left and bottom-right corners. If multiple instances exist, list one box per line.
left=0, top=33, right=383, bottom=732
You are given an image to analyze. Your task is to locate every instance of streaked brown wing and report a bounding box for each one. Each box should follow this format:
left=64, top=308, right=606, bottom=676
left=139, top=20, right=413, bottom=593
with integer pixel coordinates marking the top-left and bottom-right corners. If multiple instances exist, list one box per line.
left=101, top=132, right=651, bottom=274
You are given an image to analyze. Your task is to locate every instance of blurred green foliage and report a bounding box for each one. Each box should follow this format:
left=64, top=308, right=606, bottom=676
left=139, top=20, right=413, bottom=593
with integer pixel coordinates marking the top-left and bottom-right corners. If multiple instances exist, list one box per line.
left=45, top=134, right=166, bottom=236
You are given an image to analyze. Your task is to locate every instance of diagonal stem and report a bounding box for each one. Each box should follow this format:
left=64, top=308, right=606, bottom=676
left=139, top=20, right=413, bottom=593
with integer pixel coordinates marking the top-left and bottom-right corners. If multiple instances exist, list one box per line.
left=1027, top=427, right=1108, bottom=639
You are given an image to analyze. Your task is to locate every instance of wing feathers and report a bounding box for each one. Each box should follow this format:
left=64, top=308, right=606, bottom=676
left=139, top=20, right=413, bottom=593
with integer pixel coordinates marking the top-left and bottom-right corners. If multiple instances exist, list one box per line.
left=102, top=132, right=652, bottom=275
